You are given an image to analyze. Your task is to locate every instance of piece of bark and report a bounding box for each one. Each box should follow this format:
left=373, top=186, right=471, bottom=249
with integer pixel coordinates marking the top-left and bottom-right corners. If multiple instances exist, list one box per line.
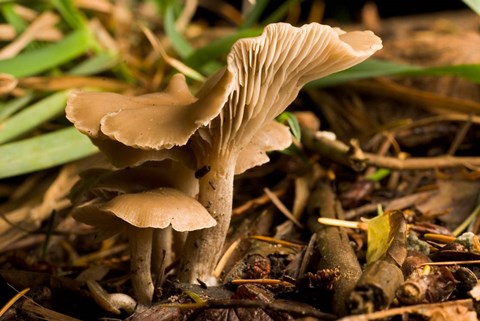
left=307, top=182, right=362, bottom=316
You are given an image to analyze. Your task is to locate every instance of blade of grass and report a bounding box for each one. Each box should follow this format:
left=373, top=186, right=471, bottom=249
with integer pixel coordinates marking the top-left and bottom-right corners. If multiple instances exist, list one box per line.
left=0, top=127, right=98, bottom=179
left=241, top=0, right=269, bottom=29
left=0, top=91, right=34, bottom=121
left=0, top=28, right=93, bottom=78
left=261, top=0, right=304, bottom=25
left=164, top=4, right=193, bottom=58
left=1, top=3, right=27, bottom=33
left=50, top=0, right=87, bottom=29
left=306, top=59, right=480, bottom=88
left=185, top=28, right=263, bottom=70
left=69, top=52, right=119, bottom=76
left=0, top=91, right=68, bottom=144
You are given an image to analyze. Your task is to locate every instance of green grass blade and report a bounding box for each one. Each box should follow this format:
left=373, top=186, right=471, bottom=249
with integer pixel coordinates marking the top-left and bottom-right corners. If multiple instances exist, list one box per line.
left=262, top=0, right=304, bottom=25
left=0, top=127, right=98, bottom=179
left=242, top=0, right=269, bottom=29
left=462, top=0, right=480, bottom=15
left=1, top=3, right=27, bottom=32
left=69, top=52, right=119, bottom=76
left=0, top=91, right=68, bottom=144
left=164, top=4, right=193, bottom=58
left=0, top=29, right=93, bottom=78
left=305, top=59, right=480, bottom=88
left=185, top=28, right=263, bottom=70
left=50, top=0, right=88, bottom=29
left=0, top=92, right=34, bottom=122
left=420, top=64, right=480, bottom=83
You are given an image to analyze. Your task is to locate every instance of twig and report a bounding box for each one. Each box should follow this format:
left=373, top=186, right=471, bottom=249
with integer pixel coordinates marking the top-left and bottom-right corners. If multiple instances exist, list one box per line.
left=159, top=299, right=336, bottom=320
left=337, top=298, right=475, bottom=321
left=233, top=187, right=286, bottom=215
left=264, top=187, right=304, bottom=229
left=447, top=113, right=473, bottom=155
left=0, top=287, right=29, bottom=317
left=21, top=299, right=82, bottom=321
left=302, top=127, right=480, bottom=170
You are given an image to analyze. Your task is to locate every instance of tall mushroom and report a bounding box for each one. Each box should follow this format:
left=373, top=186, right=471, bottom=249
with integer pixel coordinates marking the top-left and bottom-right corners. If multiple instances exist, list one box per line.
left=72, top=187, right=216, bottom=308
left=177, top=23, right=382, bottom=282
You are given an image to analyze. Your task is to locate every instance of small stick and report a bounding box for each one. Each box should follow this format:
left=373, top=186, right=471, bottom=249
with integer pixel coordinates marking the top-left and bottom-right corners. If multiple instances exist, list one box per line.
left=248, top=235, right=304, bottom=248
left=230, top=279, right=294, bottom=286
left=264, top=187, right=304, bottom=229
left=0, top=287, right=29, bottom=317
left=317, top=217, right=368, bottom=230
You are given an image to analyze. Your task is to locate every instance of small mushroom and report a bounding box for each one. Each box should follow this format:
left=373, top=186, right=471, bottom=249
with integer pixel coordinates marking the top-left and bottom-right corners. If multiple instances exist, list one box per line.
left=87, top=280, right=136, bottom=315
left=66, top=72, right=233, bottom=169
left=72, top=187, right=216, bottom=308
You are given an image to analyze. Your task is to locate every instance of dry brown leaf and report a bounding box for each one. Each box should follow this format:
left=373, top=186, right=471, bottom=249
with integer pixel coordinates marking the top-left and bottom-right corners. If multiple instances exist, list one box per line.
left=0, top=73, right=18, bottom=94
left=0, top=24, right=16, bottom=40
left=415, top=179, right=480, bottom=225
left=19, top=76, right=130, bottom=92
left=0, top=11, right=62, bottom=60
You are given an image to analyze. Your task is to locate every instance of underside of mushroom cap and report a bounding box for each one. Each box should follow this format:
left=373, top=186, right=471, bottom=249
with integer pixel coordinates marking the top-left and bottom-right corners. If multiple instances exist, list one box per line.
left=196, top=23, right=382, bottom=158
left=70, top=160, right=198, bottom=205
left=73, top=188, right=216, bottom=232
left=235, top=121, right=292, bottom=175
left=91, top=138, right=196, bottom=169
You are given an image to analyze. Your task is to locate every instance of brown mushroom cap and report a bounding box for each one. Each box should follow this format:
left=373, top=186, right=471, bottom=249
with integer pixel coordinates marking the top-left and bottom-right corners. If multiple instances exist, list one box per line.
left=235, top=121, right=292, bottom=175
left=194, top=23, right=382, bottom=161
left=65, top=74, right=196, bottom=139
left=91, top=139, right=194, bottom=169
left=72, top=187, right=216, bottom=232
left=99, top=68, right=233, bottom=150
left=70, top=160, right=198, bottom=205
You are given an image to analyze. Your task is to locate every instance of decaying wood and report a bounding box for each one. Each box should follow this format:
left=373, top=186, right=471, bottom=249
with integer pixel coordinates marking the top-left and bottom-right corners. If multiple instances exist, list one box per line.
left=307, top=183, right=362, bottom=316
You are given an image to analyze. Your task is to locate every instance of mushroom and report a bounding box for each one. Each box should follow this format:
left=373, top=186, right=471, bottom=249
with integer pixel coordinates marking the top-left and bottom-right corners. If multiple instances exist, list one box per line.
left=66, top=22, right=382, bottom=283
left=66, top=72, right=233, bottom=169
left=87, top=280, right=137, bottom=315
left=72, top=187, right=216, bottom=308
left=70, top=161, right=199, bottom=266
left=177, top=23, right=382, bottom=282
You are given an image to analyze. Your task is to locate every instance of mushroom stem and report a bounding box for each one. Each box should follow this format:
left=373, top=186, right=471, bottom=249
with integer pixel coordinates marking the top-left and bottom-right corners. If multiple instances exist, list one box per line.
left=152, top=226, right=172, bottom=274
left=127, top=226, right=154, bottom=308
left=178, top=163, right=235, bottom=283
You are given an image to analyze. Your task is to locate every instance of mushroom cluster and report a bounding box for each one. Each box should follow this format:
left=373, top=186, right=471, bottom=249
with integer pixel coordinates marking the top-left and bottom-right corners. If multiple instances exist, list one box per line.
left=67, top=22, right=382, bottom=291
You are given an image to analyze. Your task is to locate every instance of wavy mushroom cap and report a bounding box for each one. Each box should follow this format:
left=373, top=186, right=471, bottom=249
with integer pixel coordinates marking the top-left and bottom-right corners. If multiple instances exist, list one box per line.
left=72, top=187, right=216, bottom=233
left=66, top=73, right=196, bottom=139
left=99, top=69, right=233, bottom=150
left=235, top=121, right=292, bottom=175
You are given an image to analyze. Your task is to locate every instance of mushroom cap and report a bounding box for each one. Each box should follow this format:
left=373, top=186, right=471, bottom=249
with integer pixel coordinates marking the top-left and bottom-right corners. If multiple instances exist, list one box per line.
left=195, top=23, right=382, bottom=159
left=70, top=160, right=198, bottom=205
left=65, top=73, right=196, bottom=139
left=90, top=138, right=195, bottom=169
left=72, top=187, right=216, bottom=232
left=235, top=120, right=292, bottom=175
left=98, top=69, right=233, bottom=150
